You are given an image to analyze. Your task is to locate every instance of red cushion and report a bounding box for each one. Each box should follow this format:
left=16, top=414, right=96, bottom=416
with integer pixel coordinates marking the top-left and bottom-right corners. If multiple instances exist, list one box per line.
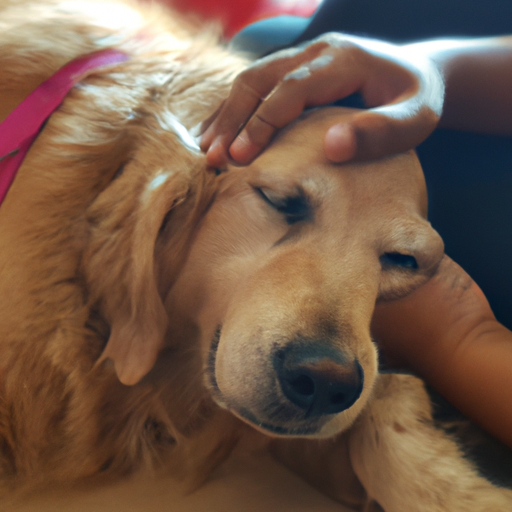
left=168, top=0, right=321, bottom=37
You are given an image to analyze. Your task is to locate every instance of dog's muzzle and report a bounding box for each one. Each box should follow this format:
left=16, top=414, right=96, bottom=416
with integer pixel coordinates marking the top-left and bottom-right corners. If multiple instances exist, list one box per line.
left=208, top=329, right=364, bottom=436
left=273, top=341, right=364, bottom=418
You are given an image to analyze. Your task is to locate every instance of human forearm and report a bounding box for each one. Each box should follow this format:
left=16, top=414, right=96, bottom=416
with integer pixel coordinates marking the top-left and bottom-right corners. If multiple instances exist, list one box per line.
left=414, top=319, right=512, bottom=448
left=372, top=256, right=512, bottom=449
left=408, top=37, right=512, bottom=135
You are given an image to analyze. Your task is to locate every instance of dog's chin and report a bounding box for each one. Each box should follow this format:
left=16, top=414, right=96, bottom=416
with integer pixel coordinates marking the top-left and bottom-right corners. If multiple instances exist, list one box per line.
left=229, top=407, right=326, bottom=437
left=206, top=327, right=332, bottom=438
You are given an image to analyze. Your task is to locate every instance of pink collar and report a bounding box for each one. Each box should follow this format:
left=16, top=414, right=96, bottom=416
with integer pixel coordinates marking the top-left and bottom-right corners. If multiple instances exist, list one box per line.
left=0, top=49, right=129, bottom=205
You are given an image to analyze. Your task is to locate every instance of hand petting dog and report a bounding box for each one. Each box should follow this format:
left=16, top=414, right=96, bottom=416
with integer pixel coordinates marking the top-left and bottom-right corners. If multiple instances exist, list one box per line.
left=200, top=33, right=443, bottom=166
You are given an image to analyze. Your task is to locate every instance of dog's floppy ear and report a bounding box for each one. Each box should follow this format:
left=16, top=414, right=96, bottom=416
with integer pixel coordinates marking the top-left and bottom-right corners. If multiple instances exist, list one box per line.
left=100, top=202, right=168, bottom=386
left=85, top=160, right=204, bottom=385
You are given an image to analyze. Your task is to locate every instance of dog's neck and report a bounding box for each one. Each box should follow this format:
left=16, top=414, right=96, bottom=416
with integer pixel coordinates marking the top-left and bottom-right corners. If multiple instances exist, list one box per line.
left=0, top=50, right=128, bottom=205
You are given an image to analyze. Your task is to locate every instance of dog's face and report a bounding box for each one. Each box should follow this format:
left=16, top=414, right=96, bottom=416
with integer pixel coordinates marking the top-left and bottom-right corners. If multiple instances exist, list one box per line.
left=164, top=108, right=444, bottom=438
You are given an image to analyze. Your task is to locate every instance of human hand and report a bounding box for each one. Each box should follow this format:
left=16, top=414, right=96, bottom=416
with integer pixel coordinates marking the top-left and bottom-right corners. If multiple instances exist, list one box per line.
left=371, top=255, right=496, bottom=375
left=200, top=33, right=445, bottom=167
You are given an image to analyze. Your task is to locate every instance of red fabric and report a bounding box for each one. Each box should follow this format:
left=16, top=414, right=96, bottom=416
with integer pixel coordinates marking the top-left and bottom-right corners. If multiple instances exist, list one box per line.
left=169, top=0, right=321, bottom=37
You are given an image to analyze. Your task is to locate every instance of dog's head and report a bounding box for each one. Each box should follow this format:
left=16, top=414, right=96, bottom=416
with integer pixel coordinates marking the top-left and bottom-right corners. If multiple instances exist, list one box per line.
left=41, top=14, right=440, bottom=437
left=72, top=85, right=442, bottom=437
left=160, top=108, right=444, bottom=438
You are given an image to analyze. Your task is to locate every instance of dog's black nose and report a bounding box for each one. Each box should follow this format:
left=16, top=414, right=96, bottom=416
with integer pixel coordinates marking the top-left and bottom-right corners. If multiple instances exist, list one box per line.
left=274, top=343, right=364, bottom=417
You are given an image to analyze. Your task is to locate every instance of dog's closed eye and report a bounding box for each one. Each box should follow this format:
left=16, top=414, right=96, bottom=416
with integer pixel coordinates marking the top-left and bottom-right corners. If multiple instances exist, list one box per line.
left=112, top=163, right=126, bottom=180
left=380, top=252, right=418, bottom=270
left=255, top=187, right=311, bottom=225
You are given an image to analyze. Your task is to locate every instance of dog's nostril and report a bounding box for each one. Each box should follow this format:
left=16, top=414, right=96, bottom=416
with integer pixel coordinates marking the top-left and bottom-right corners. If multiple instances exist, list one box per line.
left=289, top=374, right=351, bottom=408
left=274, top=344, right=364, bottom=417
left=289, top=374, right=315, bottom=397
left=330, top=391, right=348, bottom=406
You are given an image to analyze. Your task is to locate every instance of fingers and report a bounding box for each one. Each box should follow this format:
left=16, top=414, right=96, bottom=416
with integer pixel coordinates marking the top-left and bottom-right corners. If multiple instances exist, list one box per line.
left=200, top=33, right=444, bottom=166
left=228, top=58, right=361, bottom=164
left=202, top=43, right=371, bottom=166
left=229, top=114, right=278, bottom=164
left=200, top=45, right=327, bottom=167
left=324, top=123, right=357, bottom=162
left=325, top=103, right=440, bottom=163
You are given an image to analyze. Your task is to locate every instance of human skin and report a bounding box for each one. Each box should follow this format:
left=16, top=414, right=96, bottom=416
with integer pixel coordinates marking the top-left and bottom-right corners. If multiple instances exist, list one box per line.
left=200, top=34, right=512, bottom=166
left=200, top=34, right=512, bottom=448
left=372, top=256, right=512, bottom=449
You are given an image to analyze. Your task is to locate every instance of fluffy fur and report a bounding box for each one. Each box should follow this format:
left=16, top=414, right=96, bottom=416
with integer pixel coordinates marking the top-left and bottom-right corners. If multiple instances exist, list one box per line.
left=0, top=1, right=511, bottom=511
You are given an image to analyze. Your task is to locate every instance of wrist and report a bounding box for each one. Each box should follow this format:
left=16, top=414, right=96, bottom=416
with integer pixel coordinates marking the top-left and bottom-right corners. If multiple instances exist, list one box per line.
left=407, top=313, right=502, bottom=403
left=372, top=256, right=496, bottom=377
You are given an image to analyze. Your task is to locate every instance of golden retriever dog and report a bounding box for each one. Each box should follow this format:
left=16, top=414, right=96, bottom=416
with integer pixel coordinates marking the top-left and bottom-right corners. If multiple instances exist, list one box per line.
left=0, top=1, right=511, bottom=510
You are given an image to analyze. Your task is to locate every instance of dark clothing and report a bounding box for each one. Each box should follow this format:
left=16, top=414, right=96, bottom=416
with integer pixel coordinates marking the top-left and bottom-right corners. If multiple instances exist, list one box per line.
left=296, top=0, right=512, bottom=43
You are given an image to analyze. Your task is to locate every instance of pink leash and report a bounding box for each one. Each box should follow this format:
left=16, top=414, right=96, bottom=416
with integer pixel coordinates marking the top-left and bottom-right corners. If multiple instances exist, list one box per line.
left=0, top=49, right=129, bottom=205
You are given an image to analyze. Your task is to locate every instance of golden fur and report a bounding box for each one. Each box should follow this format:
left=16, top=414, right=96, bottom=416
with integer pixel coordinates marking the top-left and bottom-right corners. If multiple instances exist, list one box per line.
left=0, top=1, right=511, bottom=510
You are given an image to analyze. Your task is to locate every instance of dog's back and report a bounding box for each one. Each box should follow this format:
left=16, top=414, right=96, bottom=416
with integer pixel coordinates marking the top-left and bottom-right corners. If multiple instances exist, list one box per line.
left=0, top=0, right=247, bottom=489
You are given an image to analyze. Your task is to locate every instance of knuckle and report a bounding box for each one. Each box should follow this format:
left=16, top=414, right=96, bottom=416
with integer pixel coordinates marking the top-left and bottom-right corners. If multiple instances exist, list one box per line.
left=315, top=32, right=359, bottom=52
left=245, top=116, right=275, bottom=146
left=314, top=32, right=343, bottom=46
left=283, top=65, right=312, bottom=82
left=233, top=68, right=275, bottom=101
left=259, top=92, right=305, bottom=127
left=232, top=70, right=258, bottom=92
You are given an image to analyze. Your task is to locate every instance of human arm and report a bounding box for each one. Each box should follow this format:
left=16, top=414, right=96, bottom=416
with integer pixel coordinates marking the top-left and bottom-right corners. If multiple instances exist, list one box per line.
left=200, top=34, right=512, bottom=167
left=371, top=255, right=512, bottom=449
left=412, top=36, right=512, bottom=135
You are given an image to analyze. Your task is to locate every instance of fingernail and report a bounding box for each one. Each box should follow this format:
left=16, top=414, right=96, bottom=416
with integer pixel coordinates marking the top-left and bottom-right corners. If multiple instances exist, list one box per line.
left=325, top=124, right=356, bottom=162
left=205, top=137, right=227, bottom=167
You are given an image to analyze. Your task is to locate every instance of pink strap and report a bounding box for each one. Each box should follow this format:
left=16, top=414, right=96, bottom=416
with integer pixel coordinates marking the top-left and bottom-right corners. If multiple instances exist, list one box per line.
left=0, top=49, right=129, bottom=204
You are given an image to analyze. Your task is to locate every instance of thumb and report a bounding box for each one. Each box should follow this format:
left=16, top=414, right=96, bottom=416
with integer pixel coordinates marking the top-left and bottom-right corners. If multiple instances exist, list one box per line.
left=324, top=104, right=440, bottom=163
left=324, top=123, right=357, bottom=162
